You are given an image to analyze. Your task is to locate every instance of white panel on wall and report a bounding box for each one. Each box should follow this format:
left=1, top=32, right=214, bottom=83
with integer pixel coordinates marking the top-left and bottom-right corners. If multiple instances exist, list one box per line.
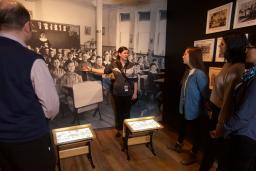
left=120, top=32, right=130, bottom=48
left=136, top=18, right=151, bottom=54
left=137, top=32, right=150, bottom=53
left=154, top=10, right=166, bottom=56
left=117, top=13, right=131, bottom=48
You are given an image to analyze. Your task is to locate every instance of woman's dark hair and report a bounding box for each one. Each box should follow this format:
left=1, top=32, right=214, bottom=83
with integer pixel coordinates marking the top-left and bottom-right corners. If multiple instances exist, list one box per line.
left=117, top=46, right=129, bottom=59
left=117, top=46, right=129, bottom=53
left=248, top=31, right=256, bottom=47
left=0, top=1, right=30, bottom=30
left=223, top=33, right=246, bottom=63
left=181, top=47, right=206, bottom=85
left=187, top=47, right=205, bottom=72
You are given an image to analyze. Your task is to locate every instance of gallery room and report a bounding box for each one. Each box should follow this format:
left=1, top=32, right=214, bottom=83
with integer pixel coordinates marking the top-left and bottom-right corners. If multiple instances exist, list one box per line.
left=0, top=0, right=256, bottom=171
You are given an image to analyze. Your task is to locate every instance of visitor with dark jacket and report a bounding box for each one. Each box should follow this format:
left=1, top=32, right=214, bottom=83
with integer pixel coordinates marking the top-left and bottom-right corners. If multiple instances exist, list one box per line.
left=224, top=32, right=256, bottom=171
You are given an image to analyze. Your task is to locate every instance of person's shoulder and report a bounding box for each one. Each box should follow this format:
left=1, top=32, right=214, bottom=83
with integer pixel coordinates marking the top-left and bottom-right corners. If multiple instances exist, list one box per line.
left=226, top=63, right=245, bottom=78
left=25, top=48, right=45, bottom=61
left=232, top=62, right=244, bottom=69
left=195, top=69, right=207, bottom=77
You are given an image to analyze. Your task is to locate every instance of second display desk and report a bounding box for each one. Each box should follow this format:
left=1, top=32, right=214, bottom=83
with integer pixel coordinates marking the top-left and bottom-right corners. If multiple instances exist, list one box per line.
left=122, top=116, right=163, bottom=160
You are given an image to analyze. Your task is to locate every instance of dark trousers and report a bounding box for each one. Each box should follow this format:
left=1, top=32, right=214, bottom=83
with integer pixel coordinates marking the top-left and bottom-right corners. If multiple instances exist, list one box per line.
left=177, top=115, right=201, bottom=154
left=227, top=135, right=256, bottom=171
left=0, top=133, right=56, bottom=171
left=113, top=95, right=132, bottom=130
left=199, top=105, right=228, bottom=171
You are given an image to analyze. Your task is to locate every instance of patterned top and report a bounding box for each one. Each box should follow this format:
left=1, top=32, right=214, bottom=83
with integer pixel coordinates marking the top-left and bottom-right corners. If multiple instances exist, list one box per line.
left=104, top=60, right=138, bottom=96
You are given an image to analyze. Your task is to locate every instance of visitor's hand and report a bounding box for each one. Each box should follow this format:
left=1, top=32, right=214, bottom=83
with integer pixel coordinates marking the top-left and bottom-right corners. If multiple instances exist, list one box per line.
left=132, top=93, right=137, bottom=100
left=209, top=129, right=223, bottom=138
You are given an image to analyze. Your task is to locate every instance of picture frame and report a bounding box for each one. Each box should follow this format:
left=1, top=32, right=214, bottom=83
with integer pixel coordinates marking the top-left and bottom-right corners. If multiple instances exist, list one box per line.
left=194, top=38, right=215, bottom=62
left=234, top=0, right=256, bottom=29
left=215, top=37, right=225, bottom=62
left=209, top=67, right=222, bottom=90
left=84, top=26, right=91, bottom=35
left=206, top=2, right=233, bottom=34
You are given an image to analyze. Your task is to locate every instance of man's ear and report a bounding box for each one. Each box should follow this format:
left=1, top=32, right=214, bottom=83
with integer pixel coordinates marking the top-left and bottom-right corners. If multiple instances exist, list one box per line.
left=23, top=21, right=31, bottom=34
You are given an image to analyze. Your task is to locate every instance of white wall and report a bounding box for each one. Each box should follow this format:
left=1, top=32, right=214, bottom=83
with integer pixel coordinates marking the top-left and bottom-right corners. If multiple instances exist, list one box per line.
left=19, top=0, right=96, bottom=46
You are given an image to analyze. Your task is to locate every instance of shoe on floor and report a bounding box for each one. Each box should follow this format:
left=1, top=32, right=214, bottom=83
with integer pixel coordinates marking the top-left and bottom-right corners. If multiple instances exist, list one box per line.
left=181, top=153, right=197, bottom=165
left=167, top=142, right=183, bottom=153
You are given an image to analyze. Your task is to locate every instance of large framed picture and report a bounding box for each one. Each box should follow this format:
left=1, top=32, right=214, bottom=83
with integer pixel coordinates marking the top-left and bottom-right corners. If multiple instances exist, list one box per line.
left=206, top=2, right=233, bottom=34
left=209, top=67, right=222, bottom=90
left=215, top=37, right=225, bottom=62
left=234, top=0, right=256, bottom=29
left=194, top=38, right=215, bottom=62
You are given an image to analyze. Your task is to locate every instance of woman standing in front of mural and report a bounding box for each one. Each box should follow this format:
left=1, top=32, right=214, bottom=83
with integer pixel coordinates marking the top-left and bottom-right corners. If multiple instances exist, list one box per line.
left=82, top=46, right=138, bottom=137
left=168, top=47, right=209, bottom=165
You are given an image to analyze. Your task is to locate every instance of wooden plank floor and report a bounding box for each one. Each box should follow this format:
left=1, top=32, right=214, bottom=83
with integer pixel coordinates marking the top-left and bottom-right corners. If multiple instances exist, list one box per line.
left=57, top=127, right=216, bottom=171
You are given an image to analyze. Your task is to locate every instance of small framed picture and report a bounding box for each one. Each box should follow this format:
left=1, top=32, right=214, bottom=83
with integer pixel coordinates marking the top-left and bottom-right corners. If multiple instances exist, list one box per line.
left=194, top=38, right=215, bottom=62
left=209, top=67, right=222, bottom=90
left=206, top=3, right=233, bottom=34
left=215, top=37, right=225, bottom=62
left=233, top=0, right=256, bottom=29
left=84, top=26, right=91, bottom=35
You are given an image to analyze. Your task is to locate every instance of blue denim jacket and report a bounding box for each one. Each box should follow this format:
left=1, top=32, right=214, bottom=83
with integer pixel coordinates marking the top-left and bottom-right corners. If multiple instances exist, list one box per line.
left=179, top=69, right=209, bottom=120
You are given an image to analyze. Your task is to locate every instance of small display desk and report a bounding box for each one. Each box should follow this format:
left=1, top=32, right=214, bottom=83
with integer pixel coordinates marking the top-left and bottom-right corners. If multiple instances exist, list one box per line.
left=52, top=124, right=96, bottom=171
left=122, top=116, right=163, bottom=160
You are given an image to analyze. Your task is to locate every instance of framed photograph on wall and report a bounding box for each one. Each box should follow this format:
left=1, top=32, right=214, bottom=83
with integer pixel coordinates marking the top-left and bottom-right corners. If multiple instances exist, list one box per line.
left=84, top=26, right=91, bottom=35
left=194, top=38, right=215, bottom=62
left=206, top=2, right=233, bottom=34
left=215, top=37, right=225, bottom=62
left=209, top=67, right=222, bottom=89
left=234, top=0, right=256, bottom=29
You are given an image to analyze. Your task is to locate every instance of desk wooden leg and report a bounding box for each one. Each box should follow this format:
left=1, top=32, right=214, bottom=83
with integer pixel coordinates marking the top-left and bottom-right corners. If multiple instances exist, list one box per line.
left=121, top=137, right=125, bottom=152
left=87, top=143, right=95, bottom=169
left=56, top=147, right=62, bottom=171
left=125, top=129, right=130, bottom=160
left=149, top=133, right=156, bottom=156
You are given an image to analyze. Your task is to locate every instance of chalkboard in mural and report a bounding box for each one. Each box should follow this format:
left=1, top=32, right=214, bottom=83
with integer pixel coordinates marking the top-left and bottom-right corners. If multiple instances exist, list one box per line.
left=28, top=20, right=80, bottom=50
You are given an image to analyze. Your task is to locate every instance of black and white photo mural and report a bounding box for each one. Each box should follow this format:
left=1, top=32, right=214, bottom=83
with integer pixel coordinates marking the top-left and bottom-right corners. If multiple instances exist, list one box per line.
left=25, top=0, right=166, bottom=129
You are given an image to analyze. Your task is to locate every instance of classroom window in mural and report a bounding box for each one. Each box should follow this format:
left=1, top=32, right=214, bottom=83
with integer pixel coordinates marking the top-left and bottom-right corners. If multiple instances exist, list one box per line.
left=120, top=13, right=130, bottom=21
left=160, top=10, right=167, bottom=20
left=139, top=12, right=151, bottom=21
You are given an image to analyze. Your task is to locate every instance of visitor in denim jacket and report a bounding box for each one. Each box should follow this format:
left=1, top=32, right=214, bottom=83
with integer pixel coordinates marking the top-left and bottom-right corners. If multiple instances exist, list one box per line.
left=168, top=47, right=209, bottom=165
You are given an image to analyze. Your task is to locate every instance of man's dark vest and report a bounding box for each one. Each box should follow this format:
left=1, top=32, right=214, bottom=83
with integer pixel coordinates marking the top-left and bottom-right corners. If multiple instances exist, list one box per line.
left=0, top=37, right=49, bottom=142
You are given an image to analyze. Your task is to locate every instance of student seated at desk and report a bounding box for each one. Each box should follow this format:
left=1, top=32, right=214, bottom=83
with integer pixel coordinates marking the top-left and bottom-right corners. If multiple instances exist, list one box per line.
left=147, top=63, right=160, bottom=101
left=60, top=60, right=83, bottom=112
